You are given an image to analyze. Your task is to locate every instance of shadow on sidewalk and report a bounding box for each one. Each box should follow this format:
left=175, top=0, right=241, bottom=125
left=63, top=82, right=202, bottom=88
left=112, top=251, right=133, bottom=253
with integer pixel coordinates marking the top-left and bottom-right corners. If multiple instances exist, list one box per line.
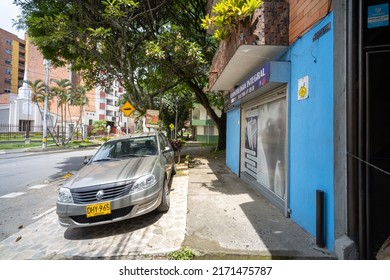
left=182, top=148, right=335, bottom=259
left=64, top=212, right=163, bottom=241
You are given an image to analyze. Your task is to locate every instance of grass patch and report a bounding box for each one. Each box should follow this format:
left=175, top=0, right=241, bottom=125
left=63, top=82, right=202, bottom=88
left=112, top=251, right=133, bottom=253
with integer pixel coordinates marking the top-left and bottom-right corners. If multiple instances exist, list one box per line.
left=0, top=142, right=46, bottom=150
left=0, top=139, right=98, bottom=150
left=168, top=247, right=194, bottom=260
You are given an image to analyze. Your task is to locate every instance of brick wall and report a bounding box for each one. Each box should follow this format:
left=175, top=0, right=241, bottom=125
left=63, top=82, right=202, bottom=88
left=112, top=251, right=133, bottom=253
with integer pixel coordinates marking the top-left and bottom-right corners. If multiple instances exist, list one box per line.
left=27, top=40, right=96, bottom=119
left=289, top=0, right=332, bottom=44
left=209, top=0, right=289, bottom=89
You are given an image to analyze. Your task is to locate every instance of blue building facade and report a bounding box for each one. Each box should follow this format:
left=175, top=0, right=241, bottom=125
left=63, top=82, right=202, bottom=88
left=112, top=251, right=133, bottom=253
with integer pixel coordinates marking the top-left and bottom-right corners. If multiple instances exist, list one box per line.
left=288, top=13, right=335, bottom=250
left=214, top=0, right=390, bottom=259
left=224, top=13, right=335, bottom=251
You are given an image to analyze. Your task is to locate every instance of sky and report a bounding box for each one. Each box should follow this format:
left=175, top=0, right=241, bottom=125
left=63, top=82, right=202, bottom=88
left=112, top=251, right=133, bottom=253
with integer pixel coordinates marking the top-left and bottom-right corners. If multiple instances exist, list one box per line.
left=0, top=0, right=25, bottom=39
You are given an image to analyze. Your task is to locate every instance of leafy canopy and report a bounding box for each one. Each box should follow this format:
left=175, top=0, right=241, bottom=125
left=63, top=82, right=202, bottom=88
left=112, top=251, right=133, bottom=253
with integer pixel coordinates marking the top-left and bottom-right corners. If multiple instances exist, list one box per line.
left=15, top=0, right=227, bottom=148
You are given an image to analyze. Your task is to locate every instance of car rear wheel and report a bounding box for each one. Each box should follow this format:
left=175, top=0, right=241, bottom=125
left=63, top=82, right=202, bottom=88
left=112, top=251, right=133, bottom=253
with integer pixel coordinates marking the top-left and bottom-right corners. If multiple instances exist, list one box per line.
left=157, top=178, right=170, bottom=212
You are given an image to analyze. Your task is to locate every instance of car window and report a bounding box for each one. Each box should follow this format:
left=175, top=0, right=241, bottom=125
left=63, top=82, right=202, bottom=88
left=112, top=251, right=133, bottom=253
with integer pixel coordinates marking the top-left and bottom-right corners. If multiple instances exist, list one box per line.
left=158, top=134, right=165, bottom=151
left=134, top=136, right=158, bottom=156
left=92, top=141, right=119, bottom=161
left=92, top=136, right=158, bottom=162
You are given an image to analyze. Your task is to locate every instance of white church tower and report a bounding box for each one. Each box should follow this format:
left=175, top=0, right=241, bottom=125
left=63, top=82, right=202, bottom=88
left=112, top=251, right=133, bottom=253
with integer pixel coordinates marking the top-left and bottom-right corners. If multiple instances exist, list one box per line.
left=9, top=70, right=41, bottom=143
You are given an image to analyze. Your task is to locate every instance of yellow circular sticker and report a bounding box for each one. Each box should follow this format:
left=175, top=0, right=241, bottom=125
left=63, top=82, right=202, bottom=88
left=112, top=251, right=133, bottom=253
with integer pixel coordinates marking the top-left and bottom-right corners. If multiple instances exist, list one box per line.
left=299, top=86, right=307, bottom=98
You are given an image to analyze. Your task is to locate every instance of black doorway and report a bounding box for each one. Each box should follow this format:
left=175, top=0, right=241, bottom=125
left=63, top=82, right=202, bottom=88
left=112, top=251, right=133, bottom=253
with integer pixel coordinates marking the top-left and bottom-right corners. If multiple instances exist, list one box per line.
left=365, top=49, right=390, bottom=259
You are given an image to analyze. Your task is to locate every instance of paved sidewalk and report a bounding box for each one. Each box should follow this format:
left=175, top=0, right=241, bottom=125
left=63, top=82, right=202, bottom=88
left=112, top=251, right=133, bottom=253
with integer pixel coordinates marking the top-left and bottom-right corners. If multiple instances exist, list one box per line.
left=183, top=151, right=335, bottom=259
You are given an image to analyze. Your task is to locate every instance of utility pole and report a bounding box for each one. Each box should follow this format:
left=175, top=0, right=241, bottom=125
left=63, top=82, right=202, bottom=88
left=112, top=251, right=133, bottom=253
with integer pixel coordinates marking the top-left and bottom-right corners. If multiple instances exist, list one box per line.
left=42, top=59, right=50, bottom=148
left=174, top=96, right=178, bottom=140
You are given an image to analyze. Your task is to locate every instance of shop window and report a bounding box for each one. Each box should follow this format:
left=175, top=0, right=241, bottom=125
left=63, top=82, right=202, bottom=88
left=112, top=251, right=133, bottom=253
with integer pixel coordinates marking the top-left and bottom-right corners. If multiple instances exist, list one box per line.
left=242, top=96, right=287, bottom=200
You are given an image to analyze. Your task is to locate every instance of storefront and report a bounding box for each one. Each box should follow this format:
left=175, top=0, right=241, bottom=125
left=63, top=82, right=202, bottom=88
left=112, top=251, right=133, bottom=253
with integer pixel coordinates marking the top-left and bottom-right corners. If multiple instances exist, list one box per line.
left=225, top=61, right=290, bottom=213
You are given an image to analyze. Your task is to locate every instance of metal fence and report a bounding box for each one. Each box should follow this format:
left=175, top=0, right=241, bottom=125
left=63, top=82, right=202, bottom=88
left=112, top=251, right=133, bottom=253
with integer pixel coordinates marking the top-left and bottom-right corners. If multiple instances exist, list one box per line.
left=0, top=124, right=43, bottom=141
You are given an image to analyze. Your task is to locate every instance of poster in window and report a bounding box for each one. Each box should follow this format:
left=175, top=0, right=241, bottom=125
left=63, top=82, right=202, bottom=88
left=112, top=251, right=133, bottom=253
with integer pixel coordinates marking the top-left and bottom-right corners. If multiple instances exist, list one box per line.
left=244, top=109, right=258, bottom=179
left=257, top=98, right=287, bottom=199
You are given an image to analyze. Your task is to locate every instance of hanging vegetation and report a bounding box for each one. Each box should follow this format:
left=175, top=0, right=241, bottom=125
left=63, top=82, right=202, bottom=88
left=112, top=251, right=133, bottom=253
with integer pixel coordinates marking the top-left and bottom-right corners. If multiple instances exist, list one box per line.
left=201, top=0, right=263, bottom=41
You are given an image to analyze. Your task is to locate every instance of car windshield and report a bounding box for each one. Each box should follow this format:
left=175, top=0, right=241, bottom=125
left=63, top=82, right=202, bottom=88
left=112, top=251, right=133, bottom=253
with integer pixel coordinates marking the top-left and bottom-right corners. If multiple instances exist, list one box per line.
left=92, top=136, right=158, bottom=162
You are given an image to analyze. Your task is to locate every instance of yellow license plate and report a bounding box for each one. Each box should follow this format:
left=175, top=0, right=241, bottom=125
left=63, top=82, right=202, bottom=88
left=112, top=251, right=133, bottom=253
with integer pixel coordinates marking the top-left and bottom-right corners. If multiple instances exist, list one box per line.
left=86, top=202, right=111, bottom=218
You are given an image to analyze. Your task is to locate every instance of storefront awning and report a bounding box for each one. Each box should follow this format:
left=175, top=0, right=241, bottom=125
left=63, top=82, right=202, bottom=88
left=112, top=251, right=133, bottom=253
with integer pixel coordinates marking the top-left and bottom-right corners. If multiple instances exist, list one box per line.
left=210, top=45, right=288, bottom=92
left=225, top=60, right=290, bottom=108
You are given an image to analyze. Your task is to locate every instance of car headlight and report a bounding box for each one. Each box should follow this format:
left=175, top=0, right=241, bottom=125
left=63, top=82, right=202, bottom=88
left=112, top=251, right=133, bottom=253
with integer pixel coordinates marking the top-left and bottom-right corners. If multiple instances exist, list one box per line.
left=131, top=174, right=157, bottom=193
left=57, top=187, right=74, bottom=203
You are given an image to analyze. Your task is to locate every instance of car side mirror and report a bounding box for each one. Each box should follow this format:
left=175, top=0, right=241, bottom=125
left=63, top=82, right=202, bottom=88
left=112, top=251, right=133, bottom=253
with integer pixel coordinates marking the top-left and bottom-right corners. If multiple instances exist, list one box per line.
left=84, top=156, right=92, bottom=164
left=163, top=146, right=172, bottom=153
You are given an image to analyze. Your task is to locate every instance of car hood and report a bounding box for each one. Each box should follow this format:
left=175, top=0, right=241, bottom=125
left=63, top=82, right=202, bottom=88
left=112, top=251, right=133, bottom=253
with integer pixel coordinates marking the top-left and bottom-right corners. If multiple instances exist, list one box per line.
left=65, top=156, right=157, bottom=189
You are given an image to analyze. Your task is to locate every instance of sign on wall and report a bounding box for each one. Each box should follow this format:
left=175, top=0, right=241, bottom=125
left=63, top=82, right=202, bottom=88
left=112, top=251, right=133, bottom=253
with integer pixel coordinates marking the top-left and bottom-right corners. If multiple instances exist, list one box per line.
left=298, top=75, right=309, bottom=100
left=368, top=4, right=389, bottom=28
left=230, top=63, right=271, bottom=104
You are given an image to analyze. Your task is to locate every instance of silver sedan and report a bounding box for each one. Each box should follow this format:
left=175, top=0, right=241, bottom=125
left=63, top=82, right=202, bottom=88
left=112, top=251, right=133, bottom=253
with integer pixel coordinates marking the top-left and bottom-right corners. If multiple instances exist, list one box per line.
left=56, top=132, right=175, bottom=228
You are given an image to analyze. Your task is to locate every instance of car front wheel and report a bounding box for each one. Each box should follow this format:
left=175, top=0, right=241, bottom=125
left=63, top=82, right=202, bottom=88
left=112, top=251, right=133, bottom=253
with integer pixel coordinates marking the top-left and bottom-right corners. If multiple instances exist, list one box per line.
left=157, top=178, right=170, bottom=212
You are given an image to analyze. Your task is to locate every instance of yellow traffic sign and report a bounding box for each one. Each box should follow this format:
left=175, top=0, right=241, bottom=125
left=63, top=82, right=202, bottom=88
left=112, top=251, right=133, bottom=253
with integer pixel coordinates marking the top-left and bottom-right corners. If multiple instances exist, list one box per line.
left=120, top=101, right=135, bottom=117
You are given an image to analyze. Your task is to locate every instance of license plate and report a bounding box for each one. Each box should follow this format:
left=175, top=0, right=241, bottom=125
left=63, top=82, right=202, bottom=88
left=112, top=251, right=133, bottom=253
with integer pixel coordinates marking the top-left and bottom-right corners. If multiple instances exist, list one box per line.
left=86, top=202, right=111, bottom=218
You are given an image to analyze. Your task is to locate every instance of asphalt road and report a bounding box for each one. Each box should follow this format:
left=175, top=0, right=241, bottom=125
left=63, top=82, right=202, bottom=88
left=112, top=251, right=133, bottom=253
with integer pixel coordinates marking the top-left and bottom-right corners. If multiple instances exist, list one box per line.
left=0, top=148, right=98, bottom=241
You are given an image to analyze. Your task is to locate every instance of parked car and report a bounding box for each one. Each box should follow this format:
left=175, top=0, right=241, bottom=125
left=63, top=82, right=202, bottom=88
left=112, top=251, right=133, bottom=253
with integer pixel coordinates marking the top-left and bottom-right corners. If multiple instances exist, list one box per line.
left=56, top=132, right=176, bottom=228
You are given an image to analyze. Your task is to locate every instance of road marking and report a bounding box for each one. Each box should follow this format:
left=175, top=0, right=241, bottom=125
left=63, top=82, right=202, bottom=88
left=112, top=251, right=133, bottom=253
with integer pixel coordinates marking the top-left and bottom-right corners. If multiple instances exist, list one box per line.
left=1, top=192, right=26, bottom=198
left=32, top=207, right=56, bottom=220
left=28, top=184, right=48, bottom=189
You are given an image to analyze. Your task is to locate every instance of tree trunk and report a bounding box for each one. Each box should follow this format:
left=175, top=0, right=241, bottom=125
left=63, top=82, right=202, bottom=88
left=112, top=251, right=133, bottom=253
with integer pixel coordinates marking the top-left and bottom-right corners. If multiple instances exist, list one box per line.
left=187, top=79, right=226, bottom=150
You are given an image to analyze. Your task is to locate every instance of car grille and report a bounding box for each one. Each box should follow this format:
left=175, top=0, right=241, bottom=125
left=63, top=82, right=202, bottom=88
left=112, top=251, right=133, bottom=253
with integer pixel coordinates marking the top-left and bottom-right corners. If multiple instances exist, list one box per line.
left=71, top=182, right=134, bottom=204
left=71, top=206, right=133, bottom=224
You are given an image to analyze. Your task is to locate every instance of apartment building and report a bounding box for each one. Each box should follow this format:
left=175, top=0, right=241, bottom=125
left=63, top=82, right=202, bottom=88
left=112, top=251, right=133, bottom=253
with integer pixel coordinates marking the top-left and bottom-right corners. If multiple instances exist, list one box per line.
left=191, top=103, right=220, bottom=144
left=0, top=28, right=25, bottom=103
left=95, top=81, right=135, bottom=135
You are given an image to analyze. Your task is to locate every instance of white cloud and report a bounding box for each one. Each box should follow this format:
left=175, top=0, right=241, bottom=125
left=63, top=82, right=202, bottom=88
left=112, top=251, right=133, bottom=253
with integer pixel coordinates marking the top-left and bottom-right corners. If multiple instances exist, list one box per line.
left=0, top=0, right=25, bottom=39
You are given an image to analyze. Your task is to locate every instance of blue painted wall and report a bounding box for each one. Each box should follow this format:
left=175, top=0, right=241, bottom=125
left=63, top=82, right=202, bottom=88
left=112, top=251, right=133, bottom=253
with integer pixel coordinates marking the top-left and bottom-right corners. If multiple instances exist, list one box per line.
left=226, top=108, right=240, bottom=175
left=288, top=13, right=335, bottom=250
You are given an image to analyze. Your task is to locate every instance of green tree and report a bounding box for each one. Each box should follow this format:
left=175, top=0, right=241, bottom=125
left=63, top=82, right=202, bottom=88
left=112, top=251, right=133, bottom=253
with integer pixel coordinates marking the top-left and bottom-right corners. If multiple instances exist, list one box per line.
left=15, top=0, right=227, bottom=149
left=159, top=89, right=194, bottom=138
left=50, top=78, right=72, bottom=145
left=24, top=79, right=46, bottom=114
left=92, top=120, right=107, bottom=135
left=71, top=85, right=89, bottom=140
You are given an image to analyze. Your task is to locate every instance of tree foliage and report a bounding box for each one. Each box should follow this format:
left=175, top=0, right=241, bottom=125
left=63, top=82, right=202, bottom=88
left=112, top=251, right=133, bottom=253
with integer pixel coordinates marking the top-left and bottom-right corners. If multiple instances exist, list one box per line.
left=201, top=0, right=263, bottom=41
left=15, top=0, right=227, bottom=149
left=25, top=78, right=89, bottom=145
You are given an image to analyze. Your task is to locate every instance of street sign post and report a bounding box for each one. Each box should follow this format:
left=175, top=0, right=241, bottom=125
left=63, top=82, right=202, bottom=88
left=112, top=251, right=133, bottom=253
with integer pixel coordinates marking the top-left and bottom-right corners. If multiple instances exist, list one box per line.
left=120, top=101, right=135, bottom=136
left=169, top=123, right=174, bottom=139
left=120, top=101, right=135, bottom=117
